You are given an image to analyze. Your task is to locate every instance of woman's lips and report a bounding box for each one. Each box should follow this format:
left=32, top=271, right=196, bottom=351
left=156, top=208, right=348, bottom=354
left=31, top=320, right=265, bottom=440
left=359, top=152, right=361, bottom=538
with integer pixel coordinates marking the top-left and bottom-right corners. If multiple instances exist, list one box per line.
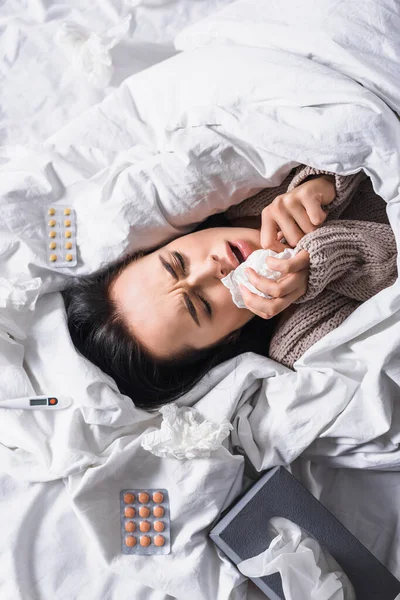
left=226, top=242, right=240, bottom=269
left=231, top=240, right=254, bottom=262
left=226, top=240, right=254, bottom=269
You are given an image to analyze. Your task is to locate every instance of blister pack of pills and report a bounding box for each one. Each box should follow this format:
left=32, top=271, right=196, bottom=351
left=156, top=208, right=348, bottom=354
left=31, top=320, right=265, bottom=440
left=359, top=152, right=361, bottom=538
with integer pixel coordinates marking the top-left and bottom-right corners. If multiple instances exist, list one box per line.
left=44, top=206, right=77, bottom=267
left=120, top=489, right=171, bottom=555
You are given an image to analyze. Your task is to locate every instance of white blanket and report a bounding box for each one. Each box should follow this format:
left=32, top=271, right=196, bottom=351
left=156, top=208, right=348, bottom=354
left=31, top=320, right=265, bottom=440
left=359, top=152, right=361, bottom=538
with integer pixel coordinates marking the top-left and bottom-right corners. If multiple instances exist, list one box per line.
left=1, top=1, right=400, bottom=598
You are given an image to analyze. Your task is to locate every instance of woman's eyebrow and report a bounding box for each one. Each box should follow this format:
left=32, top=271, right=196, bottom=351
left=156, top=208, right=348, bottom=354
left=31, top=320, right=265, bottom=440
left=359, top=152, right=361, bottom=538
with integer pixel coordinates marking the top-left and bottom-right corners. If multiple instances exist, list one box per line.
left=159, top=255, right=178, bottom=281
left=158, top=255, right=200, bottom=327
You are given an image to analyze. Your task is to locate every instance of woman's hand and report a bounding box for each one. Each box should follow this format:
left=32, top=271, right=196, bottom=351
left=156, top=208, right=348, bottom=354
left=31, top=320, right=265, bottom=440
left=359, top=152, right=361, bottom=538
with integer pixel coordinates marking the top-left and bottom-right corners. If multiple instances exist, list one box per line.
left=260, top=175, right=336, bottom=249
left=240, top=250, right=310, bottom=319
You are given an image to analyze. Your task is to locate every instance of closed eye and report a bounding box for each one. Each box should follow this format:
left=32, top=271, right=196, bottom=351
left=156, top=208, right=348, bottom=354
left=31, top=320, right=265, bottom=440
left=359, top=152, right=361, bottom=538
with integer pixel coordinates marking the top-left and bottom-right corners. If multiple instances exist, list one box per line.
left=172, top=251, right=186, bottom=275
left=199, top=295, right=212, bottom=318
left=166, top=250, right=213, bottom=320
left=175, top=251, right=213, bottom=319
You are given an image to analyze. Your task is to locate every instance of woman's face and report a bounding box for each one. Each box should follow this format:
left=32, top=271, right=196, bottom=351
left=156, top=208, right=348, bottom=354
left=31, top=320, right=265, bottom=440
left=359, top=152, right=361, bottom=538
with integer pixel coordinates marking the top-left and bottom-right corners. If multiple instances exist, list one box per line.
left=111, top=226, right=261, bottom=359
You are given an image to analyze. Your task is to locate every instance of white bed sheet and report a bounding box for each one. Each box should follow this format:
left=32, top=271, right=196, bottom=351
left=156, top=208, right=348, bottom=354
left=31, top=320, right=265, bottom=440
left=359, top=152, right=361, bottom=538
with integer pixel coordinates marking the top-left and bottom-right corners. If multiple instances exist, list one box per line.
left=1, top=1, right=400, bottom=599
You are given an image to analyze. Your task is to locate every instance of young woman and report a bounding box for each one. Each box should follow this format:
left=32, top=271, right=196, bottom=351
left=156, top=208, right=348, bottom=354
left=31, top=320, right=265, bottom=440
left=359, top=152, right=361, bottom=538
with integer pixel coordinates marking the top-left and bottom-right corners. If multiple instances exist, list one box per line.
left=64, top=166, right=397, bottom=409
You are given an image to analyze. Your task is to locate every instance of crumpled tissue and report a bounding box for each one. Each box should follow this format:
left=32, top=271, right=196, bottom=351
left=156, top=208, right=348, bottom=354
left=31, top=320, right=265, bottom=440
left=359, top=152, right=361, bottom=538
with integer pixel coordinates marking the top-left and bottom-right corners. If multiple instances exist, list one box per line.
left=141, top=404, right=233, bottom=459
left=238, top=517, right=356, bottom=600
left=0, top=275, right=42, bottom=339
left=221, top=248, right=298, bottom=309
left=54, top=16, right=131, bottom=88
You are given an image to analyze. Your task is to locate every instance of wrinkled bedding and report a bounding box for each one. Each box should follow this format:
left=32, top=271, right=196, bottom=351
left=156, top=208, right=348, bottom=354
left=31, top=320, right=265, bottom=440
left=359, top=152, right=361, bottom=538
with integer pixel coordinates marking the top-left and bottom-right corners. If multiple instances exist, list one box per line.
left=1, top=1, right=400, bottom=599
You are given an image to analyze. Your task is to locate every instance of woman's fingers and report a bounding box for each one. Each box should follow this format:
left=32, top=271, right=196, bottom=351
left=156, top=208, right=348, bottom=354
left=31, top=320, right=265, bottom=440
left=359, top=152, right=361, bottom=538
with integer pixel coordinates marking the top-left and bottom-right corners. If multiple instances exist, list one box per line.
left=301, top=194, right=327, bottom=226
left=260, top=183, right=331, bottom=250
left=261, top=206, right=303, bottom=248
left=265, top=250, right=309, bottom=275
left=239, top=284, right=304, bottom=320
left=240, top=252, right=310, bottom=318
left=286, top=201, right=317, bottom=234
left=245, top=268, right=303, bottom=298
left=260, top=209, right=280, bottom=249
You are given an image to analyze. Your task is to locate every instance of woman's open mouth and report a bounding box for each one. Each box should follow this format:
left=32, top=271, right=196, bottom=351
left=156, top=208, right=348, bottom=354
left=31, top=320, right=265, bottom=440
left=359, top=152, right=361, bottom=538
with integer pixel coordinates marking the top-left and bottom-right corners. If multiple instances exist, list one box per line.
left=229, top=243, right=244, bottom=265
left=228, top=240, right=253, bottom=267
left=226, top=240, right=254, bottom=269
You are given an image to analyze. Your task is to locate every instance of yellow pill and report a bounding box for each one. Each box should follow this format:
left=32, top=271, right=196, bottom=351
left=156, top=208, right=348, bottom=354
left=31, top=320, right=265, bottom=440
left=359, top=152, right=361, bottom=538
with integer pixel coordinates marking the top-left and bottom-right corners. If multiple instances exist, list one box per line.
left=48, top=208, right=55, bottom=216
left=49, top=254, right=57, bottom=262
left=64, top=208, right=71, bottom=216
left=48, top=219, right=56, bottom=227
left=65, top=230, right=72, bottom=238
left=64, top=219, right=71, bottom=227
left=65, top=241, right=72, bottom=250
left=49, top=242, right=56, bottom=250
left=49, top=231, right=56, bottom=238
left=66, top=254, right=73, bottom=262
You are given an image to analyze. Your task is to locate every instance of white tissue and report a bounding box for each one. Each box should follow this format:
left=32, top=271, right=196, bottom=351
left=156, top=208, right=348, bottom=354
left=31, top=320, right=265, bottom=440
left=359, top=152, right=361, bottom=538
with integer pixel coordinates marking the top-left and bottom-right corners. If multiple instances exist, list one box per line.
left=141, top=404, right=233, bottom=459
left=0, top=275, right=42, bottom=340
left=221, top=248, right=298, bottom=309
left=54, top=16, right=131, bottom=88
left=237, top=518, right=355, bottom=600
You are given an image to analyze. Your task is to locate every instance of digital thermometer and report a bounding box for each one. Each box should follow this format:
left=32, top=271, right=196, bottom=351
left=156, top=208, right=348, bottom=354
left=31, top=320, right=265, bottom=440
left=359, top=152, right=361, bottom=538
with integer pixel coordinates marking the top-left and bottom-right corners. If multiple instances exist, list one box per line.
left=0, top=396, right=72, bottom=410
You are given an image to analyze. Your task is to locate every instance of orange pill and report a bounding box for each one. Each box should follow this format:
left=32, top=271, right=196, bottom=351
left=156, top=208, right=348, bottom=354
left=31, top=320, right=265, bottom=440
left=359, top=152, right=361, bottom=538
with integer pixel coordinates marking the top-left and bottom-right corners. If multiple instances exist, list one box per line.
left=48, top=219, right=56, bottom=227
left=139, top=521, right=150, bottom=532
left=49, top=242, right=56, bottom=250
left=49, top=231, right=56, bottom=238
left=139, top=506, right=150, bottom=518
left=48, top=208, right=55, bottom=216
left=153, top=521, right=164, bottom=532
left=140, top=535, right=151, bottom=547
left=124, top=506, right=135, bottom=518
left=125, top=536, right=136, bottom=547
left=66, top=254, right=73, bottom=261
left=65, top=241, right=72, bottom=250
left=64, top=208, right=71, bottom=216
left=49, top=254, right=57, bottom=262
left=138, top=492, right=149, bottom=504
left=123, top=493, right=135, bottom=504
left=64, top=219, right=71, bottom=227
left=152, top=492, right=163, bottom=503
left=65, top=230, right=72, bottom=238
left=153, top=506, right=164, bottom=518
left=125, top=521, right=136, bottom=533
left=154, top=535, right=165, bottom=547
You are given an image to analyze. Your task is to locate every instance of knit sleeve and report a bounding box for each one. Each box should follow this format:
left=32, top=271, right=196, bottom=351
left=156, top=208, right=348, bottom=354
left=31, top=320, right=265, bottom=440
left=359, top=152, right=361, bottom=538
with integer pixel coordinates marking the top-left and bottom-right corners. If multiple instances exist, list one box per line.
left=269, top=291, right=361, bottom=368
left=287, top=166, right=365, bottom=220
left=296, top=220, right=397, bottom=303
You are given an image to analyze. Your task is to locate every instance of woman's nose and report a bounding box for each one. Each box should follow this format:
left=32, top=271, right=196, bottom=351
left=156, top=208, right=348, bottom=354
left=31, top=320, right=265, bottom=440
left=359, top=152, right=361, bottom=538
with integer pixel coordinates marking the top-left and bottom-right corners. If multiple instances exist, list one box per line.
left=186, top=256, right=226, bottom=287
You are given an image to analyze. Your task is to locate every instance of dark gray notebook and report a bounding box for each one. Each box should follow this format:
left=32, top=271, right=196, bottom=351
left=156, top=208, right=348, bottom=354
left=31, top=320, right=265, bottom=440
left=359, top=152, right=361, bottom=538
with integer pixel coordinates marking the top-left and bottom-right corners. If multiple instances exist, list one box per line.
left=210, top=466, right=400, bottom=600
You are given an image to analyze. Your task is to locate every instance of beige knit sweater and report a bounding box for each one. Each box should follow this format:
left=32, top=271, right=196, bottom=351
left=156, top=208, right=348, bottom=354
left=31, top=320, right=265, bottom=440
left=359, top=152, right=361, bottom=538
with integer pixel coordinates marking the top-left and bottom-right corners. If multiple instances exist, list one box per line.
left=226, top=166, right=398, bottom=368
